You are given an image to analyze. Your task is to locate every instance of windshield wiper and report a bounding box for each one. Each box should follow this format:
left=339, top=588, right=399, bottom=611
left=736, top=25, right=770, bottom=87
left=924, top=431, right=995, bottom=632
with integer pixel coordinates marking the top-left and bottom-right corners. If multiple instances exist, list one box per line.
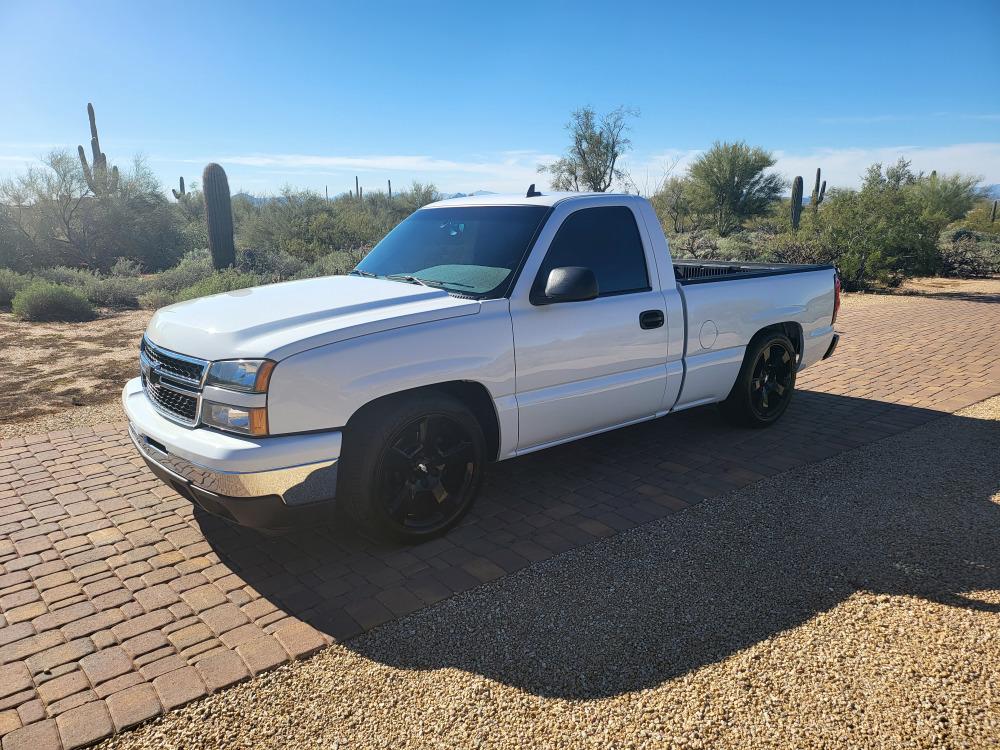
left=383, top=274, right=473, bottom=289
left=349, top=269, right=378, bottom=278
left=384, top=273, right=432, bottom=287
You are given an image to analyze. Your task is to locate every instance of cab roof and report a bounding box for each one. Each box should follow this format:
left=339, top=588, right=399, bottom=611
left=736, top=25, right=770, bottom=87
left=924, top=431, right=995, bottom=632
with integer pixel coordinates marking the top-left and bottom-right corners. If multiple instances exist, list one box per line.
left=424, top=191, right=643, bottom=209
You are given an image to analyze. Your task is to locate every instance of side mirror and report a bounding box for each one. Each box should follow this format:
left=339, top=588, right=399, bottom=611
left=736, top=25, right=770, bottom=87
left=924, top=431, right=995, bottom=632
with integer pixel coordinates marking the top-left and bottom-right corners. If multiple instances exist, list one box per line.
left=536, top=266, right=599, bottom=305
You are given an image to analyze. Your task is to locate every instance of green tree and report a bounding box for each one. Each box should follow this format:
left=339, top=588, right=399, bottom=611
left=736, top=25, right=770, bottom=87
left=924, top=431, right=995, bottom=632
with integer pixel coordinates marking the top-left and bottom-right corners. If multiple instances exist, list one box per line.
left=907, top=170, right=982, bottom=244
left=909, top=171, right=980, bottom=221
left=820, top=158, right=937, bottom=286
left=538, top=106, right=638, bottom=192
left=651, top=176, right=702, bottom=233
left=687, top=141, right=785, bottom=236
left=0, top=151, right=186, bottom=271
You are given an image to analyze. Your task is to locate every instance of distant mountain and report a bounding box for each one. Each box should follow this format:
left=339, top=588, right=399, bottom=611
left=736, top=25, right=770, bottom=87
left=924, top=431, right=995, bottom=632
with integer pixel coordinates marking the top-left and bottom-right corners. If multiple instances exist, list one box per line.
left=981, top=184, right=1000, bottom=200
left=232, top=192, right=270, bottom=206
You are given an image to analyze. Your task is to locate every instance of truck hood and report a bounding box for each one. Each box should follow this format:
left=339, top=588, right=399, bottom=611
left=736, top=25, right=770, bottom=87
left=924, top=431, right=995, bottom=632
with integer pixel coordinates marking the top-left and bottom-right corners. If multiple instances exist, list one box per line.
left=145, top=275, right=480, bottom=361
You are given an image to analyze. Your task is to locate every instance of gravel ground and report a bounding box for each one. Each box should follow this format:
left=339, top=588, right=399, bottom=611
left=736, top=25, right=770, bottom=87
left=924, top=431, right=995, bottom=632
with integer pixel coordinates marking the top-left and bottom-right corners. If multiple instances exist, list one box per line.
left=100, top=396, right=1000, bottom=750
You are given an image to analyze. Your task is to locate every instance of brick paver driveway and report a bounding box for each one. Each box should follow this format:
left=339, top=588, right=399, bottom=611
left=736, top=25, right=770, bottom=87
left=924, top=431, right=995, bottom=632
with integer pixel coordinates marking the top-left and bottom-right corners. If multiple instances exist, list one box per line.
left=1, top=294, right=998, bottom=749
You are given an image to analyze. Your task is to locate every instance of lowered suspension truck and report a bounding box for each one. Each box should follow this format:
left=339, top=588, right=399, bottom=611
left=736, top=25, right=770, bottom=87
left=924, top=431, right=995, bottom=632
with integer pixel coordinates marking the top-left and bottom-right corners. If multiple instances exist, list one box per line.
left=124, top=189, right=840, bottom=542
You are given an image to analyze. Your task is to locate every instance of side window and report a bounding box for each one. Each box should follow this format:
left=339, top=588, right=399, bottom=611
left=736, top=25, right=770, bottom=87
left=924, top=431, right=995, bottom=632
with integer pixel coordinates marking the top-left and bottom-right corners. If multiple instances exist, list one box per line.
left=535, top=206, right=650, bottom=297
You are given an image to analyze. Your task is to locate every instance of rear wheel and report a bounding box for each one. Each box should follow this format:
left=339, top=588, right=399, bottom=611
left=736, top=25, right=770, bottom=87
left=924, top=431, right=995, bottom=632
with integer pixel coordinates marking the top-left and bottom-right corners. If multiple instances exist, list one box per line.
left=338, top=392, right=485, bottom=543
left=719, top=332, right=797, bottom=428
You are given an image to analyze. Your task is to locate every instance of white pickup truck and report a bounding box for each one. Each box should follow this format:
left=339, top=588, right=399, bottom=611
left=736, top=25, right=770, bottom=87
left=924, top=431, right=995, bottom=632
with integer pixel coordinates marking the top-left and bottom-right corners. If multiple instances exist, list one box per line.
left=123, top=190, right=840, bottom=542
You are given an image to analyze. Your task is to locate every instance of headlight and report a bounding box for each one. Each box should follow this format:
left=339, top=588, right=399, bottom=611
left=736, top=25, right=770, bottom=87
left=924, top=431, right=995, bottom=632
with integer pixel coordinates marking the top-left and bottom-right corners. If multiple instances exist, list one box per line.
left=206, top=359, right=275, bottom=392
left=201, top=401, right=268, bottom=436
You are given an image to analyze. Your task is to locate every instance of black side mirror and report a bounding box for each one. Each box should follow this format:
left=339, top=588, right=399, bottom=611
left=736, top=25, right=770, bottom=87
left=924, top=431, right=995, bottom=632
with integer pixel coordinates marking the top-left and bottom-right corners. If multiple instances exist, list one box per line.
left=535, top=266, right=599, bottom=305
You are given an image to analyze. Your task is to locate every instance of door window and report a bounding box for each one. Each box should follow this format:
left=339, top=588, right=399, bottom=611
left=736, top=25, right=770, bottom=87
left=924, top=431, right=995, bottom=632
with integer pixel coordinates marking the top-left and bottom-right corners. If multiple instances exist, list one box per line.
left=534, top=206, right=650, bottom=297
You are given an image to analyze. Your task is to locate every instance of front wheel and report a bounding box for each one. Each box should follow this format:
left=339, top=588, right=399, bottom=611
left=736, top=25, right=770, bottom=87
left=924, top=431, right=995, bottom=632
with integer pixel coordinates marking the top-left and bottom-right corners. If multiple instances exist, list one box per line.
left=719, top=332, right=797, bottom=428
left=337, top=392, right=486, bottom=543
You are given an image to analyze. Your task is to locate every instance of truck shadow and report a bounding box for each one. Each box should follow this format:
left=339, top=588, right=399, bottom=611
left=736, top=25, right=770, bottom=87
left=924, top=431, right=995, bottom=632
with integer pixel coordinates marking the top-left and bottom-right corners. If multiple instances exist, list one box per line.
left=195, top=391, right=1000, bottom=698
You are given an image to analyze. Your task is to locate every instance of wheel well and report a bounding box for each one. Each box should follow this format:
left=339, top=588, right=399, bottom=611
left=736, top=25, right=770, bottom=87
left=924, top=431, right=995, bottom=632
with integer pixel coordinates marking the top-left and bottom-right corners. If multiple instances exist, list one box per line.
left=345, top=381, right=502, bottom=461
left=752, top=322, right=803, bottom=361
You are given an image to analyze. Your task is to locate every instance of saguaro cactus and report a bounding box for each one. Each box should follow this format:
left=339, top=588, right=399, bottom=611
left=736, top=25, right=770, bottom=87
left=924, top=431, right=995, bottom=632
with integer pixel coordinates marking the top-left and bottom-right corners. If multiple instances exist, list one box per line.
left=78, top=103, right=119, bottom=197
left=202, top=163, right=235, bottom=269
left=172, top=176, right=186, bottom=200
left=810, top=167, right=827, bottom=208
left=790, top=176, right=804, bottom=230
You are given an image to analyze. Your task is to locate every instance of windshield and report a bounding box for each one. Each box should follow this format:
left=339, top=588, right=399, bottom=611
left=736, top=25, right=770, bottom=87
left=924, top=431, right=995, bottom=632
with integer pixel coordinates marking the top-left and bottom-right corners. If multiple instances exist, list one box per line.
left=354, top=206, right=549, bottom=298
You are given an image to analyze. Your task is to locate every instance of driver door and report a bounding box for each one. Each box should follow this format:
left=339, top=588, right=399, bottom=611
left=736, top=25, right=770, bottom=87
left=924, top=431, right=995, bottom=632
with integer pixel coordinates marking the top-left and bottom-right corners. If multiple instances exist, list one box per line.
left=509, top=204, right=668, bottom=451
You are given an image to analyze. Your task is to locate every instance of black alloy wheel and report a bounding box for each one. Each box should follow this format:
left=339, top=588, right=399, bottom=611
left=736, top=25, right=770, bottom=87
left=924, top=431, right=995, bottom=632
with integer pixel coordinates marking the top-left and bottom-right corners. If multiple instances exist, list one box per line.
left=748, top=340, right=796, bottom=421
left=719, top=331, right=798, bottom=428
left=377, top=414, right=478, bottom=533
left=337, top=390, right=487, bottom=543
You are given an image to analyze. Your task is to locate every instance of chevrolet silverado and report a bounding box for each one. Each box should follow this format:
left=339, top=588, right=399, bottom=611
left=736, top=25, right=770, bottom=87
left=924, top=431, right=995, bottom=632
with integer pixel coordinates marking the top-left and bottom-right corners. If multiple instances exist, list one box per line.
left=123, top=190, right=840, bottom=542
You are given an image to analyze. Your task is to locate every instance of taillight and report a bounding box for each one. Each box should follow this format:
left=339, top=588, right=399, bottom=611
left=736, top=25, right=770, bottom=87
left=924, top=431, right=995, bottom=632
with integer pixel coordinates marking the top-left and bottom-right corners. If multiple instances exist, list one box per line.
left=832, top=274, right=841, bottom=325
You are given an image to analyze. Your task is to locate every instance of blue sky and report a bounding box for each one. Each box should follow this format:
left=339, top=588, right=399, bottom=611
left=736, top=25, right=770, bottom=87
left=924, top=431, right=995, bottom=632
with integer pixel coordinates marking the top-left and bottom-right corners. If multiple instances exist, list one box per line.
left=2, top=0, right=998, bottom=195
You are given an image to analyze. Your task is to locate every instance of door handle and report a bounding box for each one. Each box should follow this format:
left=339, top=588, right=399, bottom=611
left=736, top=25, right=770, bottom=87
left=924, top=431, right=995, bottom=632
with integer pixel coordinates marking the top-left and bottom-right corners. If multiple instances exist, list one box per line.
left=639, top=310, right=664, bottom=329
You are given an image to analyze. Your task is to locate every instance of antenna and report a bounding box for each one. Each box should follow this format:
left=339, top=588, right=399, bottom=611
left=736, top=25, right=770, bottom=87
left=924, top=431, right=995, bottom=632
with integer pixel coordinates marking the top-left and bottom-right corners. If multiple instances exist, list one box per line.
left=526, top=183, right=542, bottom=198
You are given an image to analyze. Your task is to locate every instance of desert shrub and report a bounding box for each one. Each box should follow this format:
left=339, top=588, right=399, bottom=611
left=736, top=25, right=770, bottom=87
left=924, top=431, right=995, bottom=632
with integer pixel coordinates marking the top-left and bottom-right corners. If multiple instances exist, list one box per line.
left=0, top=268, right=31, bottom=309
left=755, top=233, right=834, bottom=266
left=667, top=231, right=719, bottom=260
left=143, top=250, right=215, bottom=293
left=175, top=269, right=263, bottom=302
left=938, top=229, right=1000, bottom=277
left=294, top=247, right=369, bottom=280
left=109, top=257, right=143, bottom=277
left=37, top=265, right=100, bottom=289
left=235, top=247, right=306, bottom=280
left=12, top=282, right=96, bottom=322
left=36, top=266, right=141, bottom=308
left=235, top=184, right=434, bottom=262
left=87, top=275, right=142, bottom=309
left=138, top=289, right=177, bottom=310
left=948, top=200, right=1000, bottom=233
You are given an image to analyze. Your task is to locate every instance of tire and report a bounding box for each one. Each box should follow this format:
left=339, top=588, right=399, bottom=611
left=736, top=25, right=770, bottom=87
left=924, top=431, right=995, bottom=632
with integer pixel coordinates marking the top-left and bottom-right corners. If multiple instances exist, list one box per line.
left=719, top=331, right=797, bottom=428
left=337, top=391, right=486, bottom=543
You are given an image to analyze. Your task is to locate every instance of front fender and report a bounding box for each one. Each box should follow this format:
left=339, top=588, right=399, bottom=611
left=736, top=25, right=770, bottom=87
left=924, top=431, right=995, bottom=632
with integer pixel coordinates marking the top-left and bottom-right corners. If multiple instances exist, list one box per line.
left=266, top=299, right=516, bottom=436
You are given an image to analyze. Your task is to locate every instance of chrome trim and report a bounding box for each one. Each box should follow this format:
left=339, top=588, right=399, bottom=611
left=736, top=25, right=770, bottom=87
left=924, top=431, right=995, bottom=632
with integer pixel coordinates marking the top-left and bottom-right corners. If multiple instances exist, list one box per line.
left=140, top=337, right=210, bottom=427
left=201, top=385, right=267, bottom=409
left=141, top=337, right=209, bottom=387
left=128, top=424, right=337, bottom=507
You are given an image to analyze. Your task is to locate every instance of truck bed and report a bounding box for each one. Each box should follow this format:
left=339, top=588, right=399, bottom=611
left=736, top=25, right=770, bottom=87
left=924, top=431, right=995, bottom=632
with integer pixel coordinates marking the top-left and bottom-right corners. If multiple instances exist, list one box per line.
left=673, top=260, right=835, bottom=284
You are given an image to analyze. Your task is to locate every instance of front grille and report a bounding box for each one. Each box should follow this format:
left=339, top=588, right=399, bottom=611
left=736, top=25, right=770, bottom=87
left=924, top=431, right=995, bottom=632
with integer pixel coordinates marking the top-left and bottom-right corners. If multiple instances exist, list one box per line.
left=141, top=338, right=207, bottom=385
left=145, top=380, right=199, bottom=422
left=140, top=338, right=209, bottom=426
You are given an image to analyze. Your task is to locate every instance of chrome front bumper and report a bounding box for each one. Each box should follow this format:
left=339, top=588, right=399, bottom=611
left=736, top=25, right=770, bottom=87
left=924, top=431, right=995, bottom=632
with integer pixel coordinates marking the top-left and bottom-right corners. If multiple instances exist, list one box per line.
left=128, top=423, right=339, bottom=508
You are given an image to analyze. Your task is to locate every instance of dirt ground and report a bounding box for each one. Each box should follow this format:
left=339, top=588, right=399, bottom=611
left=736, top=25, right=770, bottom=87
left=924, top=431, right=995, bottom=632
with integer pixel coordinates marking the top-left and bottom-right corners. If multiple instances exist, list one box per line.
left=0, top=309, right=152, bottom=438
left=897, top=275, right=1000, bottom=299
left=1, top=275, right=997, bottom=440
